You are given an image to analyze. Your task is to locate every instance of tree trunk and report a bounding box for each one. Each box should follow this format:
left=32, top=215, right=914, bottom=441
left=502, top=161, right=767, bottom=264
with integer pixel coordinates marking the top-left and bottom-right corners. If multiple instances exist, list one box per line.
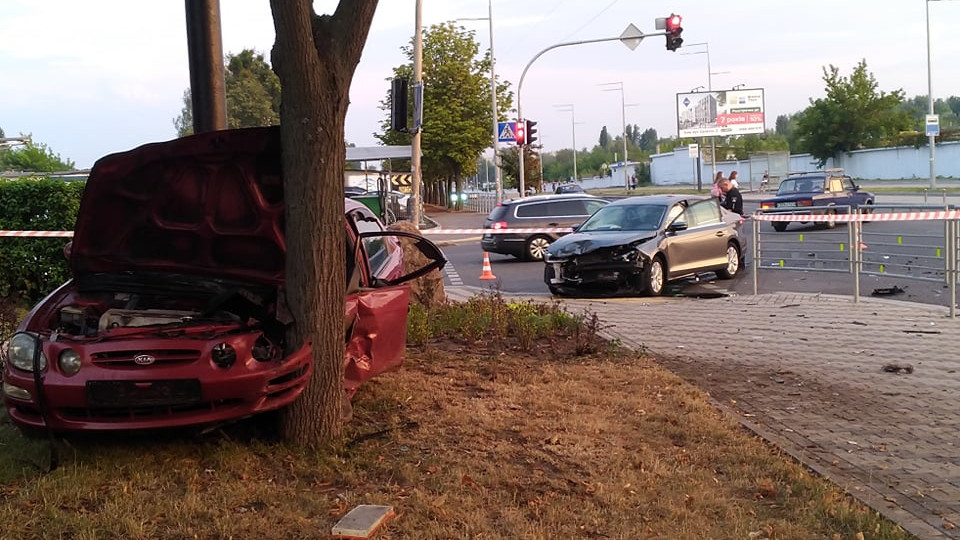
left=270, top=0, right=378, bottom=446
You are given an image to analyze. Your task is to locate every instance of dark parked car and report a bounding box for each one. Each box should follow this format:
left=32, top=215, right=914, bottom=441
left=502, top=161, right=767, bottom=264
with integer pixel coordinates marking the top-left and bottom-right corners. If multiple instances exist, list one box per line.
left=555, top=183, right=585, bottom=194
left=544, top=195, right=744, bottom=296
left=481, top=194, right=608, bottom=261
left=2, top=127, right=445, bottom=434
left=759, top=169, right=874, bottom=231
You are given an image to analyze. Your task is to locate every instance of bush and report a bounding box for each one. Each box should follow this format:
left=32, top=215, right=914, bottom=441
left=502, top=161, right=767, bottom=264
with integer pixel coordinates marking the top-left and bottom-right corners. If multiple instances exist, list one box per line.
left=0, top=177, right=85, bottom=303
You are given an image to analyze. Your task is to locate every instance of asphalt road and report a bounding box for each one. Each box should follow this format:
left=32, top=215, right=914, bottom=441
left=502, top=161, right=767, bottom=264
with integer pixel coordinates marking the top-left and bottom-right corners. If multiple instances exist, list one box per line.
left=436, top=199, right=959, bottom=309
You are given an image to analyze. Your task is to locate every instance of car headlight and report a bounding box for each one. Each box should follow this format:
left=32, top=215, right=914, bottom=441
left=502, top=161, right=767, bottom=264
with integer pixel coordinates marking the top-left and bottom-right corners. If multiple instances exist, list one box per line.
left=7, top=332, right=47, bottom=372
left=58, top=348, right=82, bottom=376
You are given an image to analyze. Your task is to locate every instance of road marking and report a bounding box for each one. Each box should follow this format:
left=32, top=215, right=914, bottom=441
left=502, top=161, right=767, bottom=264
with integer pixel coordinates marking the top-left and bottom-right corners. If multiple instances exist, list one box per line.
left=445, top=263, right=464, bottom=286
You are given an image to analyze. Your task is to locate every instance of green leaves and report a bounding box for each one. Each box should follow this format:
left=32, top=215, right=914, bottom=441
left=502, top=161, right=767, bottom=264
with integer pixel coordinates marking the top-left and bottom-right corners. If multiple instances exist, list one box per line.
left=0, top=141, right=75, bottom=173
left=0, top=177, right=85, bottom=302
left=376, top=23, right=514, bottom=196
left=174, top=49, right=281, bottom=137
left=794, top=60, right=910, bottom=166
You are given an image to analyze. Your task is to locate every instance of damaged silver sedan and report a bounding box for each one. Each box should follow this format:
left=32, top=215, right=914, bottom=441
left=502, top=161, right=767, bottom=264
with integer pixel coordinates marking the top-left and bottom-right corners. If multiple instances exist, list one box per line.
left=543, top=195, right=744, bottom=296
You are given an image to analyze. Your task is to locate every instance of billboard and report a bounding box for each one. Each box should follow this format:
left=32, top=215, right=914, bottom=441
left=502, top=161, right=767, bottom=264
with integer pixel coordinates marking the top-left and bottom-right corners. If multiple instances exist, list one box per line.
left=676, top=88, right=765, bottom=138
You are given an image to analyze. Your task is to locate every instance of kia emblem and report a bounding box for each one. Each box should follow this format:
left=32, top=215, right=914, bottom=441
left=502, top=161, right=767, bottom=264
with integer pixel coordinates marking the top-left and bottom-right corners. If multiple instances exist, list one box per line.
left=133, top=354, right=156, bottom=366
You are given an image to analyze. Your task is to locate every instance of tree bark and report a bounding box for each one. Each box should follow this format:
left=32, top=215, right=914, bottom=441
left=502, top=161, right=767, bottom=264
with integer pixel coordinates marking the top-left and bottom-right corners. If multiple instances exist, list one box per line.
left=270, top=0, right=378, bottom=446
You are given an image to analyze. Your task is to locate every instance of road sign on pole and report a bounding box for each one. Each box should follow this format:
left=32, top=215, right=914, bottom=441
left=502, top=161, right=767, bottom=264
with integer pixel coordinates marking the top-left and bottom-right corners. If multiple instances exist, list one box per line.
left=497, top=121, right=517, bottom=143
left=926, top=114, right=940, bottom=137
left=688, top=143, right=699, bottom=158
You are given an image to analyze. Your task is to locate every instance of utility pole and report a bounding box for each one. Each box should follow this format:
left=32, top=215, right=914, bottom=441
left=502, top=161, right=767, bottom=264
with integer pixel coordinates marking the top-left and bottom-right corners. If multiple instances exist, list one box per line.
left=411, top=0, right=423, bottom=227
left=456, top=1, right=503, bottom=203
left=516, top=23, right=651, bottom=197
left=184, top=0, right=226, bottom=133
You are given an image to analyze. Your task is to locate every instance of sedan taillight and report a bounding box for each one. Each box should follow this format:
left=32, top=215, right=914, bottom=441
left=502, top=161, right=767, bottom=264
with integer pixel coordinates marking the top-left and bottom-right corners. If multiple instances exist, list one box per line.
left=760, top=202, right=775, bottom=209
left=491, top=221, right=508, bottom=230
left=798, top=200, right=814, bottom=207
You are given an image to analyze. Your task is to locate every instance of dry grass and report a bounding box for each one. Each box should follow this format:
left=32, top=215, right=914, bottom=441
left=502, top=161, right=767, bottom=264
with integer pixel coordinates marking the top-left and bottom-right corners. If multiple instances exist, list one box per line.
left=0, top=296, right=913, bottom=539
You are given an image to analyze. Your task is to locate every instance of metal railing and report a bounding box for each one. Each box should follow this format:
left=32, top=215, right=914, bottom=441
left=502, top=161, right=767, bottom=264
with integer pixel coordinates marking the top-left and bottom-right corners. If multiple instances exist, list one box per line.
left=752, top=204, right=960, bottom=317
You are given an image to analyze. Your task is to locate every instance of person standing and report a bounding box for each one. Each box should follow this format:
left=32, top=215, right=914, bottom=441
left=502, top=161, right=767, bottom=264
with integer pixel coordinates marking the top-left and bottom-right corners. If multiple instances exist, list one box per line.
left=711, top=171, right=725, bottom=198
left=719, top=178, right=743, bottom=216
left=728, top=170, right=740, bottom=189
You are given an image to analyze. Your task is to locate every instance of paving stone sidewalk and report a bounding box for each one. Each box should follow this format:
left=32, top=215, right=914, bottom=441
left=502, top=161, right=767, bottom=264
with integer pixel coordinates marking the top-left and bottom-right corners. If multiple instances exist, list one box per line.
left=446, top=286, right=960, bottom=539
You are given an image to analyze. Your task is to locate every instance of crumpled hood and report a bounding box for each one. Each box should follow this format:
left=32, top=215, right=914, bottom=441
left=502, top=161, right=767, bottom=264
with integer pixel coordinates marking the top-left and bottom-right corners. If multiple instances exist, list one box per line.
left=548, top=230, right=656, bottom=258
left=72, top=127, right=287, bottom=285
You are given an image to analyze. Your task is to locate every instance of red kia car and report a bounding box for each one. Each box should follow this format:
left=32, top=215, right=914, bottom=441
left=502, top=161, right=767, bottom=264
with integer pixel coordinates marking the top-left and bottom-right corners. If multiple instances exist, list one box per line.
left=2, top=127, right=444, bottom=434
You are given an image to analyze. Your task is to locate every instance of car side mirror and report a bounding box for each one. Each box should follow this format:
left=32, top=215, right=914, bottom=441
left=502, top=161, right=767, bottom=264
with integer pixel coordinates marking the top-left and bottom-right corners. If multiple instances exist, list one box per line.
left=571, top=223, right=581, bottom=232
left=356, top=230, right=447, bottom=286
left=667, top=221, right=688, bottom=233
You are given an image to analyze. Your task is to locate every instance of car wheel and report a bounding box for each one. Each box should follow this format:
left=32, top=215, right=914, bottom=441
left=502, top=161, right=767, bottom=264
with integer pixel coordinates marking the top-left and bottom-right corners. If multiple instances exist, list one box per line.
left=543, top=264, right=565, bottom=296
left=644, top=256, right=665, bottom=296
left=716, top=242, right=740, bottom=279
left=860, top=201, right=873, bottom=223
left=823, top=208, right=837, bottom=229
left=772, top=221, right=788, bottom=232
left=525, top=235, right=552, bottom=261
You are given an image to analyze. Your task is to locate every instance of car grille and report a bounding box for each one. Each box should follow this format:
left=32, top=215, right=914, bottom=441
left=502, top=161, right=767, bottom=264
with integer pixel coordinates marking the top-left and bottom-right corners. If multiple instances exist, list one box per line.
left=91, top=349, right=201, bottom=367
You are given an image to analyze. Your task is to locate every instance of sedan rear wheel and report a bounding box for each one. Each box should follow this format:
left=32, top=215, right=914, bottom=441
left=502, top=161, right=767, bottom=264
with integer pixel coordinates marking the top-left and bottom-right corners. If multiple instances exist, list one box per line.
left=716, top=243, right=740, bottom=279
left=823, top=208, right=838, bottom=229
left=525, top=235, right=551, bottom=261
left=772, top=221, right=788, bottom=232
left=645, top=256, right=665, bottom=296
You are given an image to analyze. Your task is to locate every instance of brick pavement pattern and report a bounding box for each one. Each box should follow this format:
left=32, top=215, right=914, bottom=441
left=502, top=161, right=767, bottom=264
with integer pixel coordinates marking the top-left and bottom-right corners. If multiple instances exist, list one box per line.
left=446, top=286, right=960, bottom=539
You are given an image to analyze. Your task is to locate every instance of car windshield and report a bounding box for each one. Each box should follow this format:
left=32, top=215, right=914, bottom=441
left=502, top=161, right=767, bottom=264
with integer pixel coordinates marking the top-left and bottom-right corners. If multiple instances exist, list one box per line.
left=578, top=204, right=666, bottom=232
left=777, top=177, right=823, bottom=194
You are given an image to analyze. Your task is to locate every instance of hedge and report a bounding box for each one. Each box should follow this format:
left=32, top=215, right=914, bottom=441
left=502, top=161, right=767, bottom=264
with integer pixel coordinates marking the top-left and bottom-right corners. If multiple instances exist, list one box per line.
left=0, top=177, right=85, bottom=304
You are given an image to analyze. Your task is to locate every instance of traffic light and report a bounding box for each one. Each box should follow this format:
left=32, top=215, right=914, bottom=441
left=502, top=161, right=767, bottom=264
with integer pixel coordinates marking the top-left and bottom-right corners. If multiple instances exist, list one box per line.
left=525, top=120, right=539, bottom=146
left=515, top=119, right=526, bottom=146
left=665, top=13, right=683, bottom=51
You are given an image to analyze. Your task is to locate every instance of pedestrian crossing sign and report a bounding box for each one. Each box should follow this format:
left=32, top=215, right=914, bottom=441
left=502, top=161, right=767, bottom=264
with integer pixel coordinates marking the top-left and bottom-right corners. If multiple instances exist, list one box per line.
left=498, top=121, right=517, bottom=143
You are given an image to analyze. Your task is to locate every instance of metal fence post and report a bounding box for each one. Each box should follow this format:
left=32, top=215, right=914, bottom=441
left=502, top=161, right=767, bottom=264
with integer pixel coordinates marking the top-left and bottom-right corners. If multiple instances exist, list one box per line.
left=853, top=218, right=861, bottom=304
left=950, top=218, right=957, bottom=319
left=752, top=213, right=759, bottom=296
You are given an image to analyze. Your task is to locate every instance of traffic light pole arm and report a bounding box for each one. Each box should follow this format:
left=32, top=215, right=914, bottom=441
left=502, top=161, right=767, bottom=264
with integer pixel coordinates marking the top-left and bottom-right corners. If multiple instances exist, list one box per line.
left=515, top=31, right=667, bottom=196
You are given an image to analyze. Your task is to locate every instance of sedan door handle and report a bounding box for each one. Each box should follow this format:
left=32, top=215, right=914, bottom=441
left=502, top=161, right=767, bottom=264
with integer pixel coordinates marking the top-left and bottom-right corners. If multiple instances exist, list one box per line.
left=715, top=231, right=726, bottom=237
left=548, top=222, right=559, bottom=227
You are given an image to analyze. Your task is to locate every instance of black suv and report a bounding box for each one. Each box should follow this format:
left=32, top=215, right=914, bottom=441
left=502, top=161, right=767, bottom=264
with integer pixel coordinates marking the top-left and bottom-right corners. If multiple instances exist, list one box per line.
left=481, top=194, right=608, bottom=261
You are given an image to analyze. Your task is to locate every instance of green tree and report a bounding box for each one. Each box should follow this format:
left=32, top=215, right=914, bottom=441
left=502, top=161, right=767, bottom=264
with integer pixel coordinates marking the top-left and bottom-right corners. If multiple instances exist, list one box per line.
left=498, top=145, right=541, bottom=191
left=376, top=22, right=513, bottom=207
left=794, top=60, right=910, bottom=165
left=0, top=139, right=75, bottom=172
left=174, top=48, right=282, bottom=137
left=638, top=128, right=658, bottom=153
left=598, top=126, right=610, bottom=148
left=269, top=0, right=377, bottom=445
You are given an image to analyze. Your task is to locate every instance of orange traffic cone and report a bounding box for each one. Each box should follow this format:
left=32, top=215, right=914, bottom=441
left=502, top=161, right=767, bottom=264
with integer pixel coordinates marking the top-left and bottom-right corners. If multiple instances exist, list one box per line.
left=479, top=252, right=497, bottom=280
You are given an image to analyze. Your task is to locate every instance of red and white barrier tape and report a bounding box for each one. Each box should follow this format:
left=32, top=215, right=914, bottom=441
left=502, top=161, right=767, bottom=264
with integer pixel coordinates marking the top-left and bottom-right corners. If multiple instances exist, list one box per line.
left=422, top=227, right=573, bottom=235
left=4, top=211, right=959, bottom=238
left=0, top=230, right=74, bottom=237
left=753, top=209, right=960, bottom=223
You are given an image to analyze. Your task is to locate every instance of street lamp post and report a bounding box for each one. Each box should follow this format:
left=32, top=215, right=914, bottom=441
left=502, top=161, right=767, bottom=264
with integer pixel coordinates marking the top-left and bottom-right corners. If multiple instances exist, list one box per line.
left=924, top=0, right=958, bottom=188
left=682, top=42, right=729, bottom=182
left=457, top=0, right=503, bottom=203
left=554, top=104, right=579, bottom=183
left=600, top=81, right=630, bottom=191
left=514, top=24, right=661, bottom=196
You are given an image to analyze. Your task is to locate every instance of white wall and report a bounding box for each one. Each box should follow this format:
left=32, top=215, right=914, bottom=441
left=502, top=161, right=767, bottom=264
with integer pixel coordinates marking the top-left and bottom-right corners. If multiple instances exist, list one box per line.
left=651, top=142, right=960, bottom=186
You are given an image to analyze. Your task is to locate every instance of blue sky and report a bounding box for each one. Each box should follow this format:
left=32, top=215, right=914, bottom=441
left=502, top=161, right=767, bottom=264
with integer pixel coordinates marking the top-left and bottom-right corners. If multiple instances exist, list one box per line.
left=1, top=0, right=958, bottom=168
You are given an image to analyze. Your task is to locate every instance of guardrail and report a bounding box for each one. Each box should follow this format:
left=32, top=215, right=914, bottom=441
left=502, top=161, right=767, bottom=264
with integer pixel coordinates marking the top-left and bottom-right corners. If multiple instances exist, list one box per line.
left=752, top=204, right=959, bottom=317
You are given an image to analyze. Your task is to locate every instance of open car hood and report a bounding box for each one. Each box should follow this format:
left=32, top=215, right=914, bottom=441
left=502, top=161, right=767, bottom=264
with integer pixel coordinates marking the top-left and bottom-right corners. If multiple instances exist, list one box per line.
left=72, top=127, right=286, bottom=285
left=549, top=231, right=657, bottom=258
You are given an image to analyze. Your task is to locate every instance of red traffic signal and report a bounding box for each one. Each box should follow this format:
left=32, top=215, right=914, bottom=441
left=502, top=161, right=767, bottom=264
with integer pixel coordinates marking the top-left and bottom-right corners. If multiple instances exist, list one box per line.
left=515, top=119, right=526, bottom=146
left=666, top=14, right=682, bottom=32
left=665, top=13, right=683, bottom=51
